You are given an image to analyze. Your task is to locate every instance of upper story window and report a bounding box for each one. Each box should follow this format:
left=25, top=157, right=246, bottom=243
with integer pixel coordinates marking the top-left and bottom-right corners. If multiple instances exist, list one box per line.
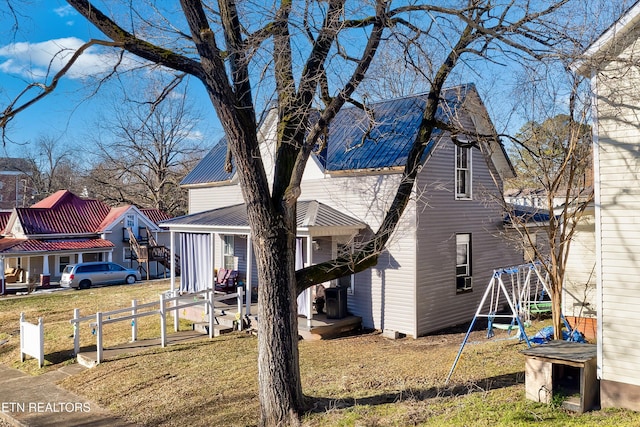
left=125, top=214, right=136, bottom=228
left=455, top=145, right=472, bottom=199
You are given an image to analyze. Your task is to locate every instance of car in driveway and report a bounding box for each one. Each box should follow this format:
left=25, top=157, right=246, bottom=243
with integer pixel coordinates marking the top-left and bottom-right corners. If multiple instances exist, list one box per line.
left=60, top=262, right=142, bottom=289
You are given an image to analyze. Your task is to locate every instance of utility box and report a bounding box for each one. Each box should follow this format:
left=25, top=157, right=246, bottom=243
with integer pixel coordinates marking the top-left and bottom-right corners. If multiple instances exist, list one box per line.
left=325, top=286, right=348, bottom=319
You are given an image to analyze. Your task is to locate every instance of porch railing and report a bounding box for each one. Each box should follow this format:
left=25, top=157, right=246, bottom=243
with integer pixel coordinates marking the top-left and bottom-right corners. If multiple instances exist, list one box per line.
left=69, top=286, right=245, bottom=364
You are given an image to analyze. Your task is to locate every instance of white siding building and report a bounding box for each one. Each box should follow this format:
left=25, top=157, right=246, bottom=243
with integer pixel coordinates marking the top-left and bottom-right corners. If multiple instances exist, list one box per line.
left=164, top=84, right=522, bottom=337
left=575, top=0, right=640, bottom=410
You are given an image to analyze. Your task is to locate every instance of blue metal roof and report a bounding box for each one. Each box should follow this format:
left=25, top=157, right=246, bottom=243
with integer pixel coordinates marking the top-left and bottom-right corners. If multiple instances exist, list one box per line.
left=181, top=84, right=474, bottom=185
left=181, top=137, right=233, bottom=186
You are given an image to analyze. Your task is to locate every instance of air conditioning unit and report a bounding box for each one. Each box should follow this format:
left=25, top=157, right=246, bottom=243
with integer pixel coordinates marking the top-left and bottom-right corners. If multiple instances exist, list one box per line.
left=462, top=276, right=473, bottom=290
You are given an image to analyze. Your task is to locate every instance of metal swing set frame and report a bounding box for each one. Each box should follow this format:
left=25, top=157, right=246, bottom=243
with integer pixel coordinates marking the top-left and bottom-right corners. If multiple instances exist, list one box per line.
left=445, top=262, right=552, bottom=385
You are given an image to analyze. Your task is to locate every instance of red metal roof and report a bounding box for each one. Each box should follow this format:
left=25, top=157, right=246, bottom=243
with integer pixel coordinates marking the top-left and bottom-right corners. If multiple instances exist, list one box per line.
left=0, top=211, right=10, bottom=231
left=140, top=208, right=172, bottom=225
left=17, top=191, right=112, bottom=235
left=5, top=190, right=174, bottom=237
left=97, top=205, right=131, bottom=232
left=0, top=238, right=114, bottom=254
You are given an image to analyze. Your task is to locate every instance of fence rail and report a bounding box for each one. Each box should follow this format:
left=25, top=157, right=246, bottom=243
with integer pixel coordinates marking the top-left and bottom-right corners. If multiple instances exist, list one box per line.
left=70, top=285, right=245, bottom=364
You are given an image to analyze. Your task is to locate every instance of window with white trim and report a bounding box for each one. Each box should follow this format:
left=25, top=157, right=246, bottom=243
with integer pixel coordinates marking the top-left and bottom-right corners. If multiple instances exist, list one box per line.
left=456, top=233, right=472, bottom=293
left=223, top=235, right=235, bottom=270
left=455, top=145, right=472, bottom=199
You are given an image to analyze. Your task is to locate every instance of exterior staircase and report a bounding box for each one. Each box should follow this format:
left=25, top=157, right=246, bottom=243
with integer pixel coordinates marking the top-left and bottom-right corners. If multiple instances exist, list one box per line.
left=127, top=227, right=180, bottom=277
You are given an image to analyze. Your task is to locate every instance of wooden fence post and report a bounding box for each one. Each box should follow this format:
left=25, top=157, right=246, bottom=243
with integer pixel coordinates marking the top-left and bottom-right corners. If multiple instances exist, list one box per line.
left=131, top=300, right=137, bottom=342
left=96, top=312, right=103, bottom=364
left=173, top=289, right=179, bottom=332
left=237, top=286, right=244, bottom=331
left=73, top=308, right=80, bottom=355
left=160, top=293, right=166, bottom=347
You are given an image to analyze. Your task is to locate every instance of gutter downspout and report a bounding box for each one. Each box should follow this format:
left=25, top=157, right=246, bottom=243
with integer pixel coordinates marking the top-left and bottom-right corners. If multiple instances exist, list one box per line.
left=591, top=71, right=604, bottom=381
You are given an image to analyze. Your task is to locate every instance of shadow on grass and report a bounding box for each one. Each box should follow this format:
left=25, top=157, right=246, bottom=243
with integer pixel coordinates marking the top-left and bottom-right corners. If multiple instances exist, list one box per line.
left=305, top=371, right=525, bottom=413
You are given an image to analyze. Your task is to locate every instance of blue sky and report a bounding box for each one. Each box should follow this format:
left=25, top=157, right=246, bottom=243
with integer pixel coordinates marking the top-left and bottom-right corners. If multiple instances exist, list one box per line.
left=0, top=2, right=221, bottom=158
left=0, top=1, right=611, bottom=161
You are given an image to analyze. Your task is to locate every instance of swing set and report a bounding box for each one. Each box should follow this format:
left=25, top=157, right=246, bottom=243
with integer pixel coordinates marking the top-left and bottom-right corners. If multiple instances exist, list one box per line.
left=444, top=262, right=553, bottom=385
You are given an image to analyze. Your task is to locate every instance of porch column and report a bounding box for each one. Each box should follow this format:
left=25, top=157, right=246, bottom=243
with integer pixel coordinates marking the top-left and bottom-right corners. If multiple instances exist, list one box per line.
left=246, top=233, right=252, bottom=316
left=170, top=230, right=176, bottom=292
left=306, top=237, right=313, bottom=328
left=107, top=252, right=112, bottom=262
left=25, top=257, right=31, bottom=284
left=0, top=256, right=4, bottom=295
left=210, top=232, right=215, bottom=290
left=41, top=255, right=50, bottom=288
left=77, top=253, right=83, bottom=263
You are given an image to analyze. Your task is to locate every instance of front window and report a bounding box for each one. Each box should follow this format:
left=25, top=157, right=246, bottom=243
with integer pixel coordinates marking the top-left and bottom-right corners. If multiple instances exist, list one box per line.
left=455, top=145, right=472, bottom=199
left=223, top=235, right=235, bottom=270
left=58, top=255, right=71, bottom=274
left=456, top=233, right=472, bottom=293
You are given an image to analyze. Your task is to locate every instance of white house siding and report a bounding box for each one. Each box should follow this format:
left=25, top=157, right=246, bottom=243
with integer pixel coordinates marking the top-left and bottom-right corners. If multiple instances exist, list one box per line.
left=415, top=139, right=521, bottom=336
left=595, top=35, right=640, bottom=398
left=300, top=174, right=418, bottom=337
left=562, top=209, right=596, bottom=319
left=188, top=185, right=245, bottom=214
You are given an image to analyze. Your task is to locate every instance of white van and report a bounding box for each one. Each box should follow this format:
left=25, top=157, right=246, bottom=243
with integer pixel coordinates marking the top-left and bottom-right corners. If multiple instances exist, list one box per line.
left=60, top=262, right=141, bottom=289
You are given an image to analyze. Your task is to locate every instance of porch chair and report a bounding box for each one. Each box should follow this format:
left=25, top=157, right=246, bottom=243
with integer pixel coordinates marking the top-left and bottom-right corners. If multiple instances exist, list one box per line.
left=215, top=268, right=239, bottom=293
left=4, top=267, right=23, bottom=283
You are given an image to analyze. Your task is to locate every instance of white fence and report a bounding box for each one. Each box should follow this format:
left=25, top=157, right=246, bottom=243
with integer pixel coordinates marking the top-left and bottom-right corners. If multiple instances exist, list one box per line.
left=20, top=312, right=44, bottom=368
left=70, top=286, right=245, bottom=364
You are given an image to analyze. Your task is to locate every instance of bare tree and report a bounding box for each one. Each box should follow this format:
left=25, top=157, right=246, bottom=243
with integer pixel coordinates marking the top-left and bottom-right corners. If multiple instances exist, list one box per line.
left=25, top=135, right=85, bottom=203
left=0, top=1, right=578, bottom=425
left=504, top=65, right=594, bottom=339
left=86, top=80, right=206, bottom=216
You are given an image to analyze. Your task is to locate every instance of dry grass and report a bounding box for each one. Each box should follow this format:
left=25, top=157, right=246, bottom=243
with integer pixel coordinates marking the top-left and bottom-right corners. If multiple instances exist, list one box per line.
left=2, top=282, right=640, bottom=426
left=0, top=280, right=174, bottom=374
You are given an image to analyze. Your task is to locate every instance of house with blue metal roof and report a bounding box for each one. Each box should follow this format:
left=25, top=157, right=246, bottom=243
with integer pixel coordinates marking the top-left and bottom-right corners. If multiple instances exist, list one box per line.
left=162, top=84, right=522, bottom=338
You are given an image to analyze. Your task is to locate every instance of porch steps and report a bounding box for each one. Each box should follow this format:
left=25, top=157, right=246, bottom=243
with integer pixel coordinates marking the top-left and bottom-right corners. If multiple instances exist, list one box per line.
left=192, top=322, right=233, bottom=337
left=180, top=302, right=362, bottom=340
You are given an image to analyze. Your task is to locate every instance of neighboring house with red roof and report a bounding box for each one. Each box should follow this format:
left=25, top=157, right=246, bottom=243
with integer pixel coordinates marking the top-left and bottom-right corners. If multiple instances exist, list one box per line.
left=0, top=190, right=174, bottom=290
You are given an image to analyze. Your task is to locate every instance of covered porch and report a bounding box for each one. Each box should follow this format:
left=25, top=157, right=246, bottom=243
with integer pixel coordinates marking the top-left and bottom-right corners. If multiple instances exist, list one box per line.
left=0, top=238, right=115, bottom=294
left=160, top=200, right=367, bottom=329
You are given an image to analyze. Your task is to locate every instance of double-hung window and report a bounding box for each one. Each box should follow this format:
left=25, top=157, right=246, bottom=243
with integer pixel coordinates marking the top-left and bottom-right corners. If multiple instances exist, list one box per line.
left=456, top=233, right=472, bottom=293
left=455, top=145, right=472, bottom=199
left=223, top=235, right=235, bottom=270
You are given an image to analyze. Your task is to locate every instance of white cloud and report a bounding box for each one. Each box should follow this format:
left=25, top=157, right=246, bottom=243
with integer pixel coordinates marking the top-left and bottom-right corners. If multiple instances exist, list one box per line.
left=54, top=5, right=76, bottom=18
left=0, top=37, right=138, bottom=80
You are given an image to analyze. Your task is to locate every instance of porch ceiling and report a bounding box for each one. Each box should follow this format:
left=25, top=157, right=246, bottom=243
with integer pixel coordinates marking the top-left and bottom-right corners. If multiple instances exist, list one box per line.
left=161, top=200, right=367, bottom=237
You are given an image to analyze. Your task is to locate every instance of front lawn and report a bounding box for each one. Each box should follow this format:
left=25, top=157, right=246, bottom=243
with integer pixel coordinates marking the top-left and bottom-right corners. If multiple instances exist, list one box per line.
left=1, top=281, right=639, bottom=426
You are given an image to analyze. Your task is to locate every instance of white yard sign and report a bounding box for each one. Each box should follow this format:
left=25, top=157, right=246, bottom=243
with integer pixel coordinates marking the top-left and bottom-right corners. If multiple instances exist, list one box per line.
left=20, top=313, right=44, bottom=368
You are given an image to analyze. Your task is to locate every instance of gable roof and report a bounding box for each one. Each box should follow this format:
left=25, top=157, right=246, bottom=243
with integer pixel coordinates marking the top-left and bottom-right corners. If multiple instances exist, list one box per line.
left=182, top=84, right=507, bottom=185
left=574, top=0, right=640, bottom=75
left=3, top=190, right=172, bottom=237
left=14, top=191, right=112, bottom=235
left=161, top=200, right=366, bottom=236
left=141, top=208, right=173, bottom=225
left=0, top=211, right=11, bottom=231
left=181, top=138, right=234, bottom=186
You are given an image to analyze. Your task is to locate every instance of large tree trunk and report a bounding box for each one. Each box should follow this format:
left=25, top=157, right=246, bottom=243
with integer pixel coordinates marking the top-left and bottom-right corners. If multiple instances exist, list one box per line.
left=251, top=205, right=303, bottom=426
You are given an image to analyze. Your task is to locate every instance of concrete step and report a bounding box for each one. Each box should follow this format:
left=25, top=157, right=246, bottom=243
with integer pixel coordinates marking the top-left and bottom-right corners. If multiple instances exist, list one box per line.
left=77, top=353, right=98, bottom=369
left=192, top=322, right=233, bottom=337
